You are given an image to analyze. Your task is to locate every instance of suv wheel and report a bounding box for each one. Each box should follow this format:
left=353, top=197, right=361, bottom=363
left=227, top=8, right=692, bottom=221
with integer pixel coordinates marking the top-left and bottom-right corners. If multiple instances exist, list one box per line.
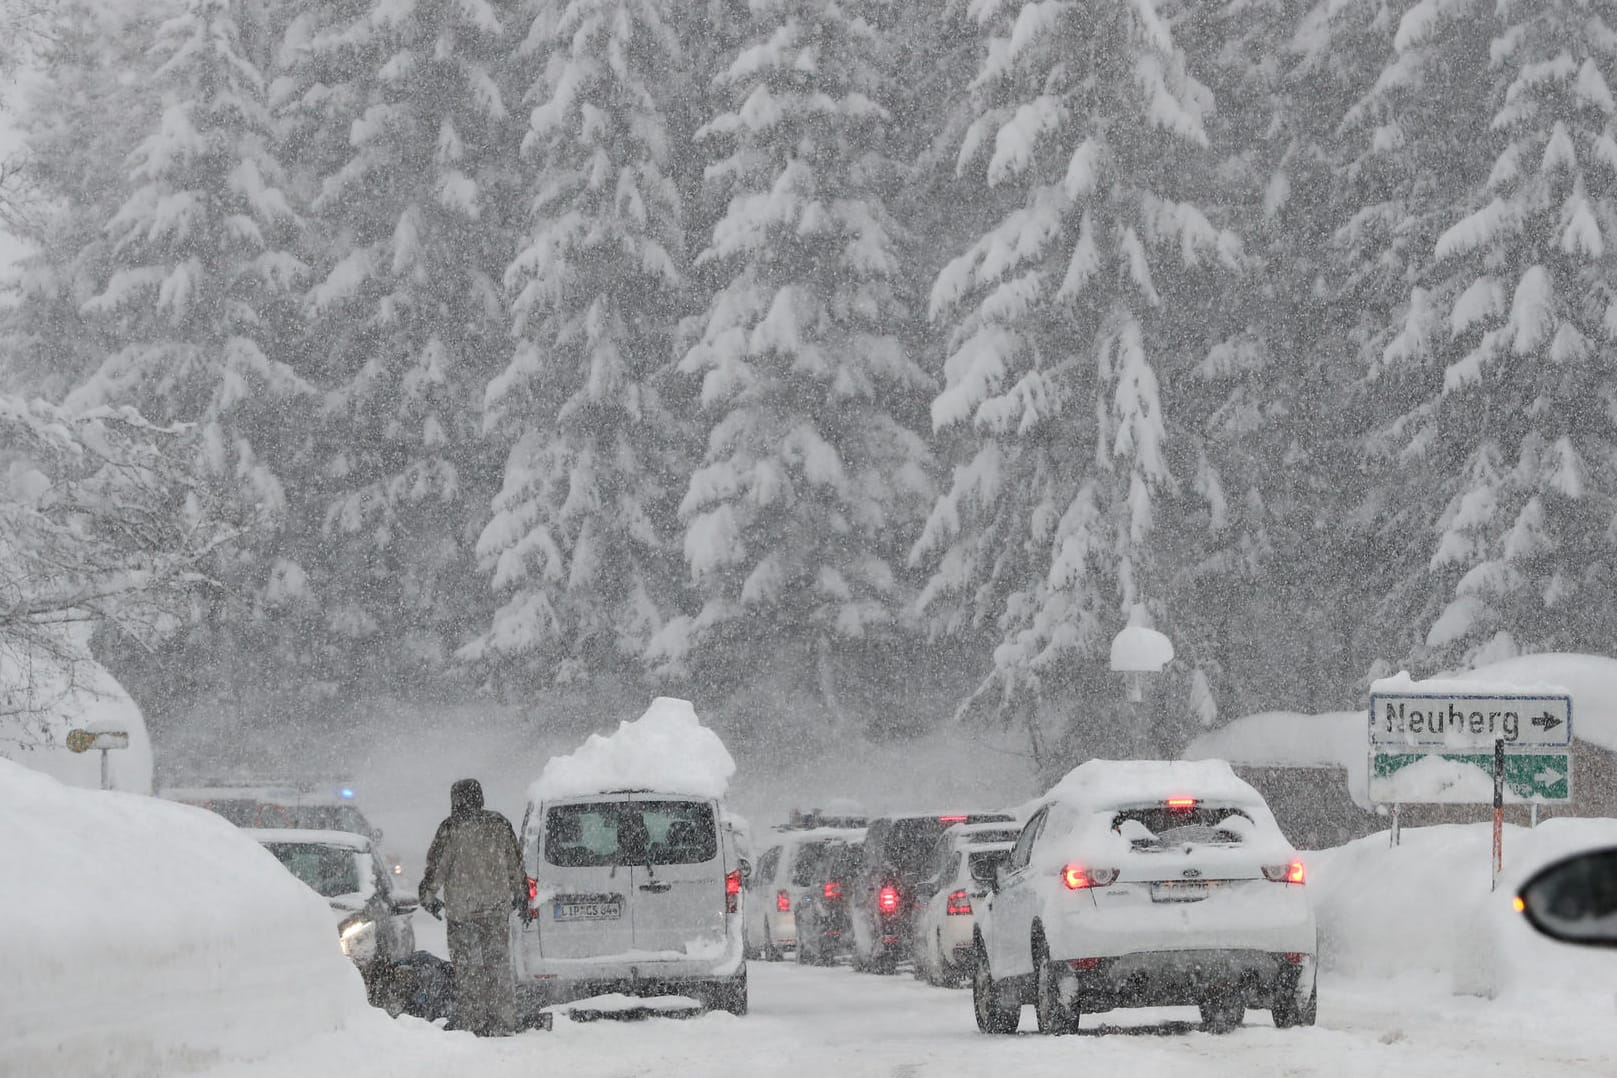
left=972, top=942, right=1020, bottom=1035
left=1033, top=938, right=1080, bottom=1035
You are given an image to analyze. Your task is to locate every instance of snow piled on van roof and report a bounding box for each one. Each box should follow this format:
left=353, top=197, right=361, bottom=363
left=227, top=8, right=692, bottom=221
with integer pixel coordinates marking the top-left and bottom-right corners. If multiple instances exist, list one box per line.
left=531, top=697, right=736, bottom=801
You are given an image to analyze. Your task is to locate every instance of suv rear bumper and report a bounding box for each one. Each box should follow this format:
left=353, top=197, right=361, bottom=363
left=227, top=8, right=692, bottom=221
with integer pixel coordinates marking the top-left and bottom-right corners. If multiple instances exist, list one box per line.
left=1057, top=948, right=1316, bottom=1010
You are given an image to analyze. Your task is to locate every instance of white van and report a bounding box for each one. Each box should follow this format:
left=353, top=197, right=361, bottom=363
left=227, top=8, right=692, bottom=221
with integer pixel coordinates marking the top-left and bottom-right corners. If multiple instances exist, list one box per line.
left=514, top=789, right=748, bottom=1015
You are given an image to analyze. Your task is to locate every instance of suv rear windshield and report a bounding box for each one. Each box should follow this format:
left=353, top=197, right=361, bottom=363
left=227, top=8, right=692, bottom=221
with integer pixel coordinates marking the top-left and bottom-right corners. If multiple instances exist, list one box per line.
left=870, top=819, right=954, bottom=881
left=544, top=800, right=717, bottom=868
left=1113, top=806, right=1254, bottom=847
left=262, top=842, right=363, bottom=898
left=791, top=840, right=838, bottom=886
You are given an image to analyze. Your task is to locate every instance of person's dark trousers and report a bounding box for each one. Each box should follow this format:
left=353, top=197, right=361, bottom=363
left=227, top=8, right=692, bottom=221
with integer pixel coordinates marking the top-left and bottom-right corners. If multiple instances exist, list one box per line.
left=446, top=912, right=515, bottom=1035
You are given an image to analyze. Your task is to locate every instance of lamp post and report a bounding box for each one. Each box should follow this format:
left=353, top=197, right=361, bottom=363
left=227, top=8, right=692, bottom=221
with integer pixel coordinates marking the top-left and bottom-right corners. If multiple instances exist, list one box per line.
left=1109, top=617, right=1174, bottom=760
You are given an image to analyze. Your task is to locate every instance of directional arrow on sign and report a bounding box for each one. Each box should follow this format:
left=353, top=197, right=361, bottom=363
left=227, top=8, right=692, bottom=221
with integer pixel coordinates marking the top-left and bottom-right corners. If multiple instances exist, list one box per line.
left=1534, top=766, right=1566, bottom=786
left=1531, top=712, right=1563, bottom=733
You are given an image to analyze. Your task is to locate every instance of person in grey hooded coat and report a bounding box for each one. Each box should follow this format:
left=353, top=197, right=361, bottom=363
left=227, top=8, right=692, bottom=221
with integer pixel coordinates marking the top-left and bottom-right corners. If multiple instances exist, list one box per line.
left=419, top=778, right=526, bottom=1035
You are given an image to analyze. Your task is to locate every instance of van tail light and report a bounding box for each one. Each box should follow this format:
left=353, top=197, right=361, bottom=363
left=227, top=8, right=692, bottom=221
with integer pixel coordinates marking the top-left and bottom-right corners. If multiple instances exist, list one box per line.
left=725, top=870, right=741, bottom=914
left=823, top=880, right=843, bottom=901
left=1263, top=859, right=1306, bottom=885
left=1061, top=864, right=1118, bottom=890
left=776, top=889, right=791, bottom=912
left=877, top=885, right=900, bottom=914
left=527, top=876, right=539, bottom=905
left=946, top=889, right=972, bottom=916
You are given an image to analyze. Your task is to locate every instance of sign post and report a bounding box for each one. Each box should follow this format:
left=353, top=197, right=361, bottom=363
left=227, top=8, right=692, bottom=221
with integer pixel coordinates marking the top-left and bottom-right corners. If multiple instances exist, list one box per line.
left=1492, top=739, right=1504, bottom=892
left=65, top=728, right=130, bottom=791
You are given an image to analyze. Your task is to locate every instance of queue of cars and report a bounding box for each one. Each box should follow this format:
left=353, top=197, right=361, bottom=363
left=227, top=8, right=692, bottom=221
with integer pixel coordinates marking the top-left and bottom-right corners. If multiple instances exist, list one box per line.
left=745, top=759, right=1320, bottom=1035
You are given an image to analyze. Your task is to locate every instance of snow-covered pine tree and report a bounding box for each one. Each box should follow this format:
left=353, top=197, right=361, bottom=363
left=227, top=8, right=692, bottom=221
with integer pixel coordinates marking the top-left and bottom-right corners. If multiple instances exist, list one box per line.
left=466, top=0, right=690, bottom=683
left=64, top=0, right=312, bottom=702
left=650, top=0, right=934, bottom=707
left=914, top=0, right=1239, bottom=762
left=277, top=0, right=516, bottom=682
left=1379, top=0, right=1617, bottom=665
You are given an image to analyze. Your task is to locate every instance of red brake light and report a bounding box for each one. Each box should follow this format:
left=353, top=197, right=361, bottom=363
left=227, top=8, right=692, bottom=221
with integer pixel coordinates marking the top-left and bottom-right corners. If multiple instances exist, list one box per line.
left=527, top=876, right=538, bottom=903
left=1165, top=797, right=1197, bottom=811
left=937, top=815, right=968, bottom=823
left=1263, top=859, right=1306, bottom=884
left=946, top=889, right=972, bottom=916
left=823, top=880, right=843, bottom=901
left=1061, top=864, right=1118, bottom=889
left=725, top=870, right=741, bottom=914
left=877, top=885, right=900, bottom=913
left=776, top=889, right=791, bottom=912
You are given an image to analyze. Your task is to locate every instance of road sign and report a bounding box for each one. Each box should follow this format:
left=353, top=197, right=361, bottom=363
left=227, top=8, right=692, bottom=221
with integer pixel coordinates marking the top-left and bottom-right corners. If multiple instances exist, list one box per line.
left=1370, top=751, right=1572, bottom=804
left=1369, top=693, right=1572, bottom=750
left=64, top=729, right=130, bottom=753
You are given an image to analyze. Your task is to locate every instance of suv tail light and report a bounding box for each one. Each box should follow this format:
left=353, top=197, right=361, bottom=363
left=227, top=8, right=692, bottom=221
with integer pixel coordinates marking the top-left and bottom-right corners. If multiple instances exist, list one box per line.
left=726, top=870, right=742, bottom=914
left=776, top=889, right=791, bottom=912
left=823, top=880, right=843, bottom=901
left=1061, top=864, right=1119, bottom=890
left=877, top=885, right=900, bottom=914
left=946, top=889, right=972, bottom=916
left=1263, top=859, right=1306, bottom=885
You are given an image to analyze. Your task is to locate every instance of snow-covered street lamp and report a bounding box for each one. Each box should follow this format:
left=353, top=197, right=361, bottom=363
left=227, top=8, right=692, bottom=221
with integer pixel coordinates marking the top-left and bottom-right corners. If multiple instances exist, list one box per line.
left=1110, top=614, right=1174, bottom=758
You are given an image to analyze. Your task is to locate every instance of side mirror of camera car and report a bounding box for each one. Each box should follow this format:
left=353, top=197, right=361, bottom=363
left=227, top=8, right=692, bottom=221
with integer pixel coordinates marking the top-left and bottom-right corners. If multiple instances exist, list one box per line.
left=1517, top=846, right=1617, bottom=948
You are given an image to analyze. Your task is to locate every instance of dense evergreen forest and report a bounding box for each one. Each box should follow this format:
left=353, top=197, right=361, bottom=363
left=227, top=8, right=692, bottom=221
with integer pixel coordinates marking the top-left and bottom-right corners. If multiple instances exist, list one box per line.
left=2, top=0, right=1613, bottom=771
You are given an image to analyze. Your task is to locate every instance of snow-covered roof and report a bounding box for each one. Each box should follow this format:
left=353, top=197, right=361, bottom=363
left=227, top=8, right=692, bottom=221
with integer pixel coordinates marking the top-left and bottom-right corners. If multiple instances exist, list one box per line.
left=244, top=828, right=372, bottom=851
left=1044, top=758, right=1265, bottom=813
left=1109, top=624, right=1175, bottom=672
left=530, top=697, right=736, bottom=802
left=1182, top=710, right=1368, bottom=804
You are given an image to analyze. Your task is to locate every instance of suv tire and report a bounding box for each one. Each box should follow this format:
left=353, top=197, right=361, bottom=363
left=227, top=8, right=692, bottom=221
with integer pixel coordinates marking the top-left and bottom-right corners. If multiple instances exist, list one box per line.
left=972, top=942, right=1020, bottom=1035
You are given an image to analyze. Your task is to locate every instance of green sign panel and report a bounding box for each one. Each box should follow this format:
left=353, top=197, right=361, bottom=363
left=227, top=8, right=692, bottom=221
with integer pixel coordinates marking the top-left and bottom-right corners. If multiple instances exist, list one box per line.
left=1370, top=751, right=1572, bottom=804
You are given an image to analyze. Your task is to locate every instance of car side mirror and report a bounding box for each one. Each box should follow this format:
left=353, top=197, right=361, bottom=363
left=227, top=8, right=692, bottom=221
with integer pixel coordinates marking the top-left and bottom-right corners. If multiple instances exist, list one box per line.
left=970, top=859, right=998, bottom=890
left=1518, top=847, right=1617, bottom=947
left=738, top=858, right=753, bottom=882
left=391, top=894, right=420, bottom=915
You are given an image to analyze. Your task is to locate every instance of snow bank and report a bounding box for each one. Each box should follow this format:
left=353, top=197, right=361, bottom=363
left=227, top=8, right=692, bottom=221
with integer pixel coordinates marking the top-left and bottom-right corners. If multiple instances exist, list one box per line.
left=0, top=647, right=153, bottom=794
left=0, top=760, right=370, bottom=1077
left=1431, top=652, right=1617, bottom=753
left=531, top=697, right=736, bottom=802
left=1182, top=710, right=1368, bottom=805
left=1311, top=817, right=1617, bottom=1000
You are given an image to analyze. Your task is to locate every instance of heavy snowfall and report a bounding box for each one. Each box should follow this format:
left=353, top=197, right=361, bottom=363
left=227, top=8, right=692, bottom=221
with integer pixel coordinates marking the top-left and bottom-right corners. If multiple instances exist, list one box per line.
left=4, top=0, right=1617, bottom=1074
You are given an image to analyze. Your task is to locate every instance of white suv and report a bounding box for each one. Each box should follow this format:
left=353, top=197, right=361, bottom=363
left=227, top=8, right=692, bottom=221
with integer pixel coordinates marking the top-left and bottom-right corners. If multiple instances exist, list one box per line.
left=514, top=790, right=748, bottom=1015
left=972, top=760, right=1317, bottom=1034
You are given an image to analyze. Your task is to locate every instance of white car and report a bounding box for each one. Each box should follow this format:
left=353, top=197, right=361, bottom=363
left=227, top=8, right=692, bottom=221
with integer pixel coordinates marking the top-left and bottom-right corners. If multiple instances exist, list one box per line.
left=913, top=822, right=1019, bottom=986
left=248, top=828, right=417, bottom=995
left=744, top=827, right=863, bottom=960
left=514, top=790, right=748, bottom=1015
left=972, top=760, right=1317, bottom=1035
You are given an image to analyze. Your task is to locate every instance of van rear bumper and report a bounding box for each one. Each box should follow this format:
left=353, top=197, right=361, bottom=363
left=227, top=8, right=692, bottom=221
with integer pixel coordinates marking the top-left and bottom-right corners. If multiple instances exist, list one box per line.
left=515, top=949, right=744, bottom=1009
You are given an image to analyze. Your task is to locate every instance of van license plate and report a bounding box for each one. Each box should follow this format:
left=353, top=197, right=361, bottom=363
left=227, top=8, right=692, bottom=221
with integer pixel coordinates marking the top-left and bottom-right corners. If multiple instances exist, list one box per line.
left=553, top=899, right=623, bottom=921
left=1150, top=881, right=1209, bottom=903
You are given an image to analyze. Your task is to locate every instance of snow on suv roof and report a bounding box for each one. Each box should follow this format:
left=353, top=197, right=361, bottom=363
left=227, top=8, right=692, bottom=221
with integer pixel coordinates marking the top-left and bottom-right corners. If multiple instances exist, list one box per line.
left=244, top=828, right=372, bottom=852
left=1046, top=759, right=1265, bottom=814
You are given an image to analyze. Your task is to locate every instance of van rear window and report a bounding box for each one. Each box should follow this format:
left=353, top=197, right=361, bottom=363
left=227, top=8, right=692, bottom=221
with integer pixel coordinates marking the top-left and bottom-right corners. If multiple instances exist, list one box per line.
left=544, top=800, right=717, bottom=867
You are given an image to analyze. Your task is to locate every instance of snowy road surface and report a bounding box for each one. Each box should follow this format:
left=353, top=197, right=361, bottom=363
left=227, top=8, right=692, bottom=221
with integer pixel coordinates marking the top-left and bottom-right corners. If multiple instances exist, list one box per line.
left=195, top=962, right=1617, bottom=1078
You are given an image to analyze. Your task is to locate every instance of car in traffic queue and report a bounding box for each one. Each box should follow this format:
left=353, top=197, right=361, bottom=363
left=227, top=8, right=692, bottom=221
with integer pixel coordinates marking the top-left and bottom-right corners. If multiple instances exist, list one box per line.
left=793, top=838, right=865, bottom=965
left=247, top=828, right=417, bottom=1001
left=971, top=759, right=1318, bottom=1036
left=162, top=781, right=407, bottom=878
left=744, top=825, right=864, bottom=960
left=515, top=789, right=749, bottom=1015
left=850, top=810, right=1017, bottom=973
left=912, top=822, right=1019, bottom=985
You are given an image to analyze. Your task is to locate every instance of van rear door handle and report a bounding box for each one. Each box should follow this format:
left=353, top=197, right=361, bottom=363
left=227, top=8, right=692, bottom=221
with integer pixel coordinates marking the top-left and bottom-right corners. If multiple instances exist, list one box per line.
left=639, top=880, right=672, bottom=894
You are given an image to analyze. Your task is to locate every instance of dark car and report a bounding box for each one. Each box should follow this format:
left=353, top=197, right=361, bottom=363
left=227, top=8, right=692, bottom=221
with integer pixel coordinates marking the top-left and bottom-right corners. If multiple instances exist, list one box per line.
left=850, top=811, right=1016, bottom=973
left=794, top=839, right=864, bottom=965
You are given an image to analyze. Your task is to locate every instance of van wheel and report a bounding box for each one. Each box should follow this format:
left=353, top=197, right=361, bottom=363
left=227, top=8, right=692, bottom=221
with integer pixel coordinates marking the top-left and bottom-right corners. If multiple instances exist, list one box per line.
left=1272, top=984, right=1317, bottom=1029
left=972, top=943, right=1020, bottom=1034
left=1200, top=991, right=1245, bottom=1034
left=711, top=969, right=748, bottom=1016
